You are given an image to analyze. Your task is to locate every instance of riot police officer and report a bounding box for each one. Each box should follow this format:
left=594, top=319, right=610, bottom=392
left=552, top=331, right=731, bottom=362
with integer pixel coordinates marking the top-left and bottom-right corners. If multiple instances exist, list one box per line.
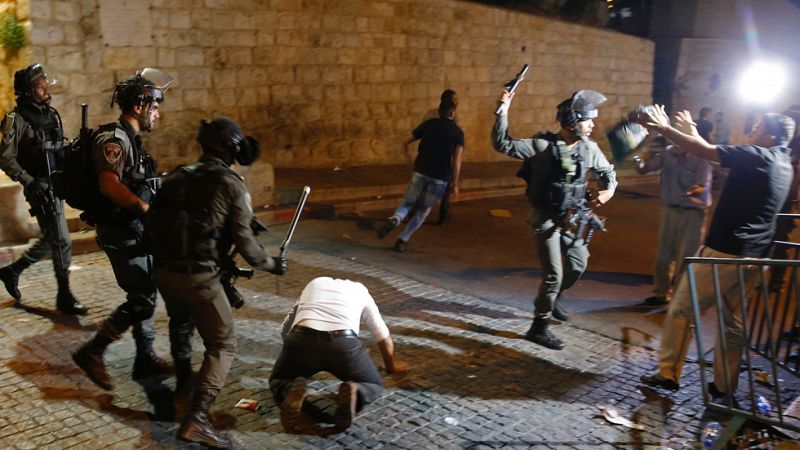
left=0, top=64, right=86, bottom=314
left=146, top=117, right=287, bottom=448
left=72, top=68, right=173, bottom=390
left=493, top=89, right=617, bottom=350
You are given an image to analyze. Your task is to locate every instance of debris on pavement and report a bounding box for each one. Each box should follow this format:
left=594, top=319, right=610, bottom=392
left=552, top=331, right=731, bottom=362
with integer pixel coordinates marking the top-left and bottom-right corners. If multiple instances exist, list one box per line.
left=599, top=405, right=644, bottom=430
left=235, top=398, right=261, bottom=411
left=489, top=209, right=512, bottom=218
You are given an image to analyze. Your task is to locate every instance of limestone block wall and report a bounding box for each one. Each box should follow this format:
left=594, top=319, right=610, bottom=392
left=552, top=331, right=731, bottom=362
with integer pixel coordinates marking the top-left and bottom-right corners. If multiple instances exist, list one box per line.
left=19, top=0, right=652, bottom=183
left=0, top=0, right=28, bottom=126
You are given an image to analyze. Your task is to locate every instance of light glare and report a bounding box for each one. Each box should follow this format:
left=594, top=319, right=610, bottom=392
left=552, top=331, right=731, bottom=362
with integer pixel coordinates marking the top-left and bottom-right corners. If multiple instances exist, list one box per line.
left=737, top=61, right=787, bottom=105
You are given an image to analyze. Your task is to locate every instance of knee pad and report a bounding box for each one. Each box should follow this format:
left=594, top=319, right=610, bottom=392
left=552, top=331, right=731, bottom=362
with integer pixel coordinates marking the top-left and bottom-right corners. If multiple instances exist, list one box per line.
left=128, top=301, right=156, bottom=322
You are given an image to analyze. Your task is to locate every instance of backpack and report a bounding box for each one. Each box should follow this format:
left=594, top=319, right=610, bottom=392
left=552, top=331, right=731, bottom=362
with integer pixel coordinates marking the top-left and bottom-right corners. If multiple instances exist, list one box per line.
left=51, top=123, right=110, bottom=225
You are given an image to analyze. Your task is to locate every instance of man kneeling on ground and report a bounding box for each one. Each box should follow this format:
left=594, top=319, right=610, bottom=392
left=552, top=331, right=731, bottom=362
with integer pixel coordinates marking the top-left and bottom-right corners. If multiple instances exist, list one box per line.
left=270, top=277, right=408, bottom=432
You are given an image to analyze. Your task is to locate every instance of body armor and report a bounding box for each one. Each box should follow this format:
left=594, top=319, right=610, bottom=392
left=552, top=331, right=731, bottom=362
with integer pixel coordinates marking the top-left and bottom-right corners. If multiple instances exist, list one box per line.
left=145, top=162, right=231, bottom=265
left=14, top=103, right=64, bottom=178
left=518, top=132, right=588, bottom=215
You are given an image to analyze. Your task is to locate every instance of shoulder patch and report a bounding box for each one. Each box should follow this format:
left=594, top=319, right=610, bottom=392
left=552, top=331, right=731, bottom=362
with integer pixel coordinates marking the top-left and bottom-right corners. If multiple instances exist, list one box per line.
left=1, top=114, right=15, bottom=144
left=103, top=142, right=123, bottom=164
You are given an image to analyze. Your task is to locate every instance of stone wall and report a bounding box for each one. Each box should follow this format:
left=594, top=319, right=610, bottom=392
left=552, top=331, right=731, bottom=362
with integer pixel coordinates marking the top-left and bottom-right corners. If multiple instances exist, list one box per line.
left=19, top=0, right=652, bottom=179
left=0, top=0, right=28, bottom=119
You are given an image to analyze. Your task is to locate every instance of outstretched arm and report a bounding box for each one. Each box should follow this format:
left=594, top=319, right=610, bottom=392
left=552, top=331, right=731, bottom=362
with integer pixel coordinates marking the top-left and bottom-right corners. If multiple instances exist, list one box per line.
left=637, top=105, right=719, bottom=163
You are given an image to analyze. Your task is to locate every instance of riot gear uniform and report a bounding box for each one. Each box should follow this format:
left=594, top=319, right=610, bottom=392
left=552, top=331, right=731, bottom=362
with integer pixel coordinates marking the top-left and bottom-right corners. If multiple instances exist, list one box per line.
left=0, top=64, right=85, bottom=315
left=493, top=90, right=617, bottom=350
left=148, top=117, right=285, bottom=448
left=72, top=68, right=173, bottom=391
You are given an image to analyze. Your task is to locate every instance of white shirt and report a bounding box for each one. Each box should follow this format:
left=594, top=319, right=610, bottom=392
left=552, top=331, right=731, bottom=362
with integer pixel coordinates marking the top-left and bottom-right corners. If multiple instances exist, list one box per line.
left=281, top=277, right=390, bottom=341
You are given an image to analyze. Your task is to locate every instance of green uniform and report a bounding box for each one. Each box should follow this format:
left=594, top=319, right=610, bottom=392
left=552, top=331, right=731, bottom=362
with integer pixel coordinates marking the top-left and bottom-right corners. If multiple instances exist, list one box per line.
left=91, top=118, right=159, bottom=352
left=492, top=114, right=617, bottom=318
left=150, top=155, right=275, bottom=395
left=0, top=102, right=71, bottom=279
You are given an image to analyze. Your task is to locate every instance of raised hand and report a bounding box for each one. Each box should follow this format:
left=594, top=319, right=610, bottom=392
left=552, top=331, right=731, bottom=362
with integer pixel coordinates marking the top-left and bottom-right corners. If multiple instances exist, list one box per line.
left=674, top=110, right=699, bottom=137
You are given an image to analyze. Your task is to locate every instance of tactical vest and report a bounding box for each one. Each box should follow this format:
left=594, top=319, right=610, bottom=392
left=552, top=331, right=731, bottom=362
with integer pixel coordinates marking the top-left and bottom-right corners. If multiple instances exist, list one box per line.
left=144, top=162, right=232, bottom=264
left=94, top=122, right=158, bottom=226
left=517, top=133, right=588, bottom=215
left=14, top=103, right=64, bottom=178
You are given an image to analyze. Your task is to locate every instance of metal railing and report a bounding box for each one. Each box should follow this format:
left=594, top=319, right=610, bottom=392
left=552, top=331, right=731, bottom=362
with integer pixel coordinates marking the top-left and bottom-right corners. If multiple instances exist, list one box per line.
left=687, top=214, right=800, bottom=447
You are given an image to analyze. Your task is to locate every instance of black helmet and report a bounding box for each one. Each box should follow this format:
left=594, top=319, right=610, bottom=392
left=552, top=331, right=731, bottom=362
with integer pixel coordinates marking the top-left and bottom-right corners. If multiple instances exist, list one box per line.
left=111, top=67, right=173, bottom=111
left=14, top=64, right=51, bottom=102
left=197, top=117, right=261, bottom=166
left=556, top=90, right=607, bottom=127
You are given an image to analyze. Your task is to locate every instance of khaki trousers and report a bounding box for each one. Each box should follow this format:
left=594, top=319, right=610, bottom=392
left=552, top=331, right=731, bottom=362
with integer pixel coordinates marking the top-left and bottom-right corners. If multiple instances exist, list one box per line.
left=657, top=246, right=757, bottom=393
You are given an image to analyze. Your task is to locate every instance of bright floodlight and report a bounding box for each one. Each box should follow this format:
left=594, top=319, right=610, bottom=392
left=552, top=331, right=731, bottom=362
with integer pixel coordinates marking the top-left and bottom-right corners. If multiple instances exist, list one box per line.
left=737, top=61, right=787, bottom=105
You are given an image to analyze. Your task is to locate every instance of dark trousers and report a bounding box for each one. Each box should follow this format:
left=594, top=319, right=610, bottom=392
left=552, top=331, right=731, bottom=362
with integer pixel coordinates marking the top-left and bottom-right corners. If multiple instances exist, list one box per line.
left=95, top=224, right=157, bottom=347
left=155, top=269, right=235, bottom=394
left=21, top=180, right=72, bottom=278
left=269, top=331, right=384, bottom=411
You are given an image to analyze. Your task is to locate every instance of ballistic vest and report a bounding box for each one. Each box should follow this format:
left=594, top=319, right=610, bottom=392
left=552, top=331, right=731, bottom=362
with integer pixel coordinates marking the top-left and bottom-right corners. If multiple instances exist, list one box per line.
left=145, top=161, right=232, bottom=264
left=518, top=132, right=588, bottom=215
left=94, top=121, right=158, bottom=226
left=13, top=102, right=64, bottom=178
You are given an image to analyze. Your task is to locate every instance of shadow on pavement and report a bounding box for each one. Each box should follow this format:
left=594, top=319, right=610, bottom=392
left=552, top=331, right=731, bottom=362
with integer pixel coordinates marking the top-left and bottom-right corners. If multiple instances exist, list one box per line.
left=390, top=326, right=599, bottom=400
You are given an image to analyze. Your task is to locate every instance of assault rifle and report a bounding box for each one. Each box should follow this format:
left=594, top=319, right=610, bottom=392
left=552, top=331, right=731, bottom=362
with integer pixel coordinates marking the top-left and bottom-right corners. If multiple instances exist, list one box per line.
left=222, top=217, right=269, bottom=309
left=33, top=126, right=66, bottom=269
left=566, top=198, right=606, bottom=246
left=495, top=64, right=529, bottom=115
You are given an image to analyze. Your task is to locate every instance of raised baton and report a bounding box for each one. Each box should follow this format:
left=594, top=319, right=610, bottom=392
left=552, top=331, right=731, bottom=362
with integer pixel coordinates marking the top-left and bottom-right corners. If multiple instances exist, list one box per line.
left=280, top=185, right=311, bottom=258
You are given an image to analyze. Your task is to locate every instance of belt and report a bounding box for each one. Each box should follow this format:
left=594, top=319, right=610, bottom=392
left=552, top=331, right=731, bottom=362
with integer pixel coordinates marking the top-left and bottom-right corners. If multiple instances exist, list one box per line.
left=291, top=325, right=357, bottom=339
left=155, top=261, right=215, bottom=274
left=668, top=204, right=703, bottom=211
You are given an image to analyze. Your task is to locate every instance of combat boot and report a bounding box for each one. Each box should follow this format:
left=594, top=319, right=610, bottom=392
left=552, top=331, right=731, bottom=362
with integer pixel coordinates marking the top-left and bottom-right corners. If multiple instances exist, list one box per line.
left=0, top=266, right=20, bottom=300
left=72, top=335, right=113, bottom=390
left=177, top=390, right=232, bottom=449
left=132, top=349, right=174, bottom=380
left=56, top=276, right=88, bottom=315
left=174, top=358, right=194, bottom=398
left=551, top=302, right=569, bottom=322
left=524, top=317, right=565, bottom=350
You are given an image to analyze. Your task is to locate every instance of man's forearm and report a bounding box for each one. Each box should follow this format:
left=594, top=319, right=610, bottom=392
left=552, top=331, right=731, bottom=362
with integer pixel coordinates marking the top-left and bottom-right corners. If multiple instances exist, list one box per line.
left=656, top=126, right=719, bottom=162
left=377, top=336, right=397, bottom=373
left=98, top=171, right=148, bottom=214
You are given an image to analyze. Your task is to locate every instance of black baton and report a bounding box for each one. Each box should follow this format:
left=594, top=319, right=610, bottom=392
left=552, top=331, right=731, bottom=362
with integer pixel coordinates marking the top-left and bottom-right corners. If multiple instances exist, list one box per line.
left=280, top=186, right=310, bottom=258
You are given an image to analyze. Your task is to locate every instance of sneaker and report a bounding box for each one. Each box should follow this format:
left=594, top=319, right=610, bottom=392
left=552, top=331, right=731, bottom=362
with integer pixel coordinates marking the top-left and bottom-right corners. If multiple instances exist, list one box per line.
left=334, top=381, right=358, bottom=430
left=376, top=218, right=399, bottom=239
left=72, top=345, right=112, bottom=390
left=394, top=239, right=407, bottom=253
left=643, top=295, right=668, bottom=306
left=280, top=378, right=308, bottom=433
left=640, top=373, right=679, bottom=391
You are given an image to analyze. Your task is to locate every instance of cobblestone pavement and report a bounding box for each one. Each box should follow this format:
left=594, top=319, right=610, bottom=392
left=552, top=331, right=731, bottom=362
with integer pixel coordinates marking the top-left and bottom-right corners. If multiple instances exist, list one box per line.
left=0, top=246, right=727, bottom=449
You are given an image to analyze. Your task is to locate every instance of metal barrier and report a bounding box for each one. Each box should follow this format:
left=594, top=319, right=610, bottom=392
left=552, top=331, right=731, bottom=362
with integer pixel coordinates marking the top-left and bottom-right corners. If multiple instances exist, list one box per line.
left=687, top=216, right=800, bottom=447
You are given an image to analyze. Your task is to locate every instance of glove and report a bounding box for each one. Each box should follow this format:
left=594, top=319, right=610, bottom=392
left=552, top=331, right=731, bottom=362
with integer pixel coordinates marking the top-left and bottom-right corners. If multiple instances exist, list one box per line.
left=24, top=182, right=48, bottom=205
left=268, top=256, right=288, bottom=276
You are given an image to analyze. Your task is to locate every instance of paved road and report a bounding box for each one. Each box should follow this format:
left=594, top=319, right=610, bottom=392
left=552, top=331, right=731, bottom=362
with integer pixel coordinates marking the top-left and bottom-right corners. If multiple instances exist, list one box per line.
left=285, top=179, right=687, bottom=350
left=0, top=179, right=786, bottom=449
